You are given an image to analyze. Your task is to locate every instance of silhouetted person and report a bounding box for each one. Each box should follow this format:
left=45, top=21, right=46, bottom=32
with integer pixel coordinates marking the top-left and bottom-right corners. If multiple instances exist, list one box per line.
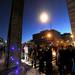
left=34, top=46, right=37, bottom=68
left=65, top=45, right=73, bottom=74
left=30, top=46, right=37, bottom=68
left=71, top=46, right=75, bottom=74
left=58, top=46, right=66, bottom=75
left=0, top=46, right=5, bottom=58
left=38, top=47, right=44, bottom=73
left=0, top=46, right=3, bottom=58
left=45, top=46, right=52, bottom=75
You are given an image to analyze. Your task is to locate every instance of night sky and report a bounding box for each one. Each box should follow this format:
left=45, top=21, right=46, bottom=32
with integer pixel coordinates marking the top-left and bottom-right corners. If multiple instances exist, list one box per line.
left=0, top=0, right=71, bottom=42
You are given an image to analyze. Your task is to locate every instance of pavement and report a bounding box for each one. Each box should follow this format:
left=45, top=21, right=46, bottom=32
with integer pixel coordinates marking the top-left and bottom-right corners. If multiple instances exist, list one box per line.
left=6, top=55, right=59, bottom=75
left=0, top=62, right=72, bottom=75
left=0, top=63, right=31, bottom=75
left=0, top=55, right=72, bottom=75
left=7, top=64, right=46, bottom=75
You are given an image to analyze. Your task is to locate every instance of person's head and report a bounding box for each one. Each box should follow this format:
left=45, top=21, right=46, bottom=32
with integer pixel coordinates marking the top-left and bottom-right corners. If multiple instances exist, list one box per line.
left=68, top=45, right=72, bottom=49
left=39, top=49, right=42, bottom=51
left=67, top=45, right=73, bottom=51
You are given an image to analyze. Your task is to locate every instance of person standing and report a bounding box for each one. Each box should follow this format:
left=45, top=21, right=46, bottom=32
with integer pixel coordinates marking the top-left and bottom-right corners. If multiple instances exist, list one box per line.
left=45, top=46, right=52, bottom=75
left=65, top=45, right=73, bottom=74
left=38, top=46, right=44, bottom=73
left=58, top=46, right=66, bottom=75
left=24, top=44, right=29, bottom=61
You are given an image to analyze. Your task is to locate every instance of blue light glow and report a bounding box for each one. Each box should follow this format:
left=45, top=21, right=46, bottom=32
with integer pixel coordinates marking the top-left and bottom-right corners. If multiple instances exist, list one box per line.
left=15, top=69, right=19, bottom=74
left=11, top=46, right=15, bottom=50
left=16, top=61, right=19, bottom=65
left=10, top=56, right=14, bottom=61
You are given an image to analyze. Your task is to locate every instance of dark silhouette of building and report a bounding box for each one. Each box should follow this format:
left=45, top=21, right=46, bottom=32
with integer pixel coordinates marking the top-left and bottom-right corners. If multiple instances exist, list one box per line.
left=33, top=29, right=62, bottom=46
left=32, top=29, right=73, bottom=46
left=66, top=0, right=75, bottom=42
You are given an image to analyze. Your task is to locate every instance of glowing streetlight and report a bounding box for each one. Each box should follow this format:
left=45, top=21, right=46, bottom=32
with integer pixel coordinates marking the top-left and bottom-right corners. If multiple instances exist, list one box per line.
left=47, top=33, right=51, bottom=38
left=39, top=12, right=49, bottom=23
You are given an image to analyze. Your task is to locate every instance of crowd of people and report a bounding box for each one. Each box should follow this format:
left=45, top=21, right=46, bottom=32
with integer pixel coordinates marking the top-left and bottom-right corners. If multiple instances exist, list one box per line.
left=28, top=44, right=75, bottom=75
left=0, top=45, right=5, bottom=59
left=27, top=45, right=53, bottom=74
left=1, top=43, right=75, bottom=75
left=57, top=45, right=75, bottom=75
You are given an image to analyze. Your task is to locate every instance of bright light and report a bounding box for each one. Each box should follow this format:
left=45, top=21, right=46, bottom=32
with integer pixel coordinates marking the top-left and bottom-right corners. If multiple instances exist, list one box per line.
left=74, top=41, right=75, bottom=47
left=15, top=69, right=19, bottom=74
left=16, top=61, right=19, bottom=65
left=61, top=41, right=63, bottom=43
left=10, top=56, right=14, bottom=61
left=52, top=50, right=56, bottom=57
left=57, top=41, right=59, bottom=43
left=21, top=59, right=32, bottom=66
left=24, top=45, right=28, bottom=53
left=39, top=12, right=49, bottom=23
left=47, top=33, right=51, bottom=38
left=11, top=46, right=15, bottom=50
left=71, top=35, right=73, bottom=38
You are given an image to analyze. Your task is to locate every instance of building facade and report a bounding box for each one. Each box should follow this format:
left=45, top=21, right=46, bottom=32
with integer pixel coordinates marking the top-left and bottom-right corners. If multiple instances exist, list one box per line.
left=33, top=30, right=62, bottom=46
left=66, top=0, right=75, bottom=42
left=32, top=30, right=73, bottom=46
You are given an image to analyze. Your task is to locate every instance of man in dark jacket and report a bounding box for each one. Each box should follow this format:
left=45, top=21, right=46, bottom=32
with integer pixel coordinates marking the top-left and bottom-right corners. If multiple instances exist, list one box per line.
left=58, top=46, right=66, bottom=75
left=45, top=46, right=52, bottom=75
left=65, top=45, right=73, bottom=74
left=38, top=47, right=45, bottom=73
